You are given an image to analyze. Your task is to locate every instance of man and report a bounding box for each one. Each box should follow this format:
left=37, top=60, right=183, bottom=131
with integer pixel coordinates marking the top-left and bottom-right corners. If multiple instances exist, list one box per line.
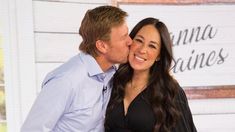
left=21, top=5, right=132, bottom=132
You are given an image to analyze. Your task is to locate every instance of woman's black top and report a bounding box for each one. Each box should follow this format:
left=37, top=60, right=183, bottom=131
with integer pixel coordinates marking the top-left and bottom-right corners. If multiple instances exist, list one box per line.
left=105, top=87, right=197, bottom=132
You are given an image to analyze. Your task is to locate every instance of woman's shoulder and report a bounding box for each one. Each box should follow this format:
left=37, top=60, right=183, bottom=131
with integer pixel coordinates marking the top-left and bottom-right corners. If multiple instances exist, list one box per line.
left=175, top=84, right=189, bottom=105
left=174, top=85, right=198, bottom=132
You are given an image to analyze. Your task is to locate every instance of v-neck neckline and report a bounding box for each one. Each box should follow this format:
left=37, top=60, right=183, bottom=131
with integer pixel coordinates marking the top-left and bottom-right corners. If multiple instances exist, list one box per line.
left=122, top=87, right=147, bottom=117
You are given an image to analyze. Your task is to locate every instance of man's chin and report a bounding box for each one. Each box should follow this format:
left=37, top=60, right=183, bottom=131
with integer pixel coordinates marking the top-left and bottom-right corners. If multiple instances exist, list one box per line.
left=120, top=58, right=128, bottom=64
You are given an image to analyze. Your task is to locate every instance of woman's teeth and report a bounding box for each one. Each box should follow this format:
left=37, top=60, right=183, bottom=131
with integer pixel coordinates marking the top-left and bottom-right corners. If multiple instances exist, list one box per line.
left=135, top=55, right=146, bottom=61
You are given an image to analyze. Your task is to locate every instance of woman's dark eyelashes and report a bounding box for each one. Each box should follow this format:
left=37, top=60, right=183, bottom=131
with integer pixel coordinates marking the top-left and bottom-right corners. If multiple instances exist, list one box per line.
left=134, top=38, right=143, bottom=43
left=149, top=44, right=157, bottom=49
left=135, top=38, right=158, bottom=49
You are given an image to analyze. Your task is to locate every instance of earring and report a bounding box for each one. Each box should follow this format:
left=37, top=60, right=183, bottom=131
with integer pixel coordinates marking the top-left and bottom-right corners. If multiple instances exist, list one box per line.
left=156, top=58, right=160, bottom=62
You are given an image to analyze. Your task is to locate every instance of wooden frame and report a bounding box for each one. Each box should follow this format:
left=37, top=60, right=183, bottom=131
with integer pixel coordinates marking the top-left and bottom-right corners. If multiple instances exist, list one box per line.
left=184, top=86, right=235, bottom=99
left=113, top=0, right=235, bottom=99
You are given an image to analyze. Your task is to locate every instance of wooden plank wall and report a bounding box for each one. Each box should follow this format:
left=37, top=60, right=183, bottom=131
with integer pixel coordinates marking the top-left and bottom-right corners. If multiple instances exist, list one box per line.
left=33, top=0, right=235, bottom=131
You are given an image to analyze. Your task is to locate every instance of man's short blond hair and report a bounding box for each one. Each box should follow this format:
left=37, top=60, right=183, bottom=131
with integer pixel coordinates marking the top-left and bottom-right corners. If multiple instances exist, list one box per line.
left=79, top=6, right=128, bottom=57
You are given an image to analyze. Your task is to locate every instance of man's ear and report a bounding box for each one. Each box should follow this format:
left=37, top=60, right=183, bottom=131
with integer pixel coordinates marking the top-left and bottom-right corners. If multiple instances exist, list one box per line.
left=96, top=40, right=108, bottom=54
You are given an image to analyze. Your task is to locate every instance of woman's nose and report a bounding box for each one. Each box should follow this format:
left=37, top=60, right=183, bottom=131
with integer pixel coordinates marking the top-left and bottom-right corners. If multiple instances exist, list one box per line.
left=138, top=45, right=147, bottom=54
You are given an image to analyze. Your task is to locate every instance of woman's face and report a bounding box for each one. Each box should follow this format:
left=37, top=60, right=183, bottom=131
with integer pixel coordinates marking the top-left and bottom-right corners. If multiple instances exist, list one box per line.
left=129, top=24, right=161, bottom=72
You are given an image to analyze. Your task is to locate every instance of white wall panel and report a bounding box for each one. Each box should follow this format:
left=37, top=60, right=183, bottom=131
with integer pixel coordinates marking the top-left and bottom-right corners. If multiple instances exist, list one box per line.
left=35, top=33, right=81, bottom=62
left=193, top=114, right=235, bottom=132
left=33, top=1, right=103, bottom=32
left=120, top=4, right=235, bottom=31
left=189, top=99, right=235, bottom=114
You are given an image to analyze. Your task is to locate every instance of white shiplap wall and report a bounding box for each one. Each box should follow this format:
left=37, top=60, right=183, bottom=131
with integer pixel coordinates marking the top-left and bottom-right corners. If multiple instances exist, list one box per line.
left=33, top=0, right=106, bottom=93
left=31, top=1, right=235, bottom=132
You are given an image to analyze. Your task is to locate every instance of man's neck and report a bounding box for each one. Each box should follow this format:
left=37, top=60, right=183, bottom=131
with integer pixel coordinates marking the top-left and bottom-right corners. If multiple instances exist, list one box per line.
left=94, top=55, right=113, bottom=72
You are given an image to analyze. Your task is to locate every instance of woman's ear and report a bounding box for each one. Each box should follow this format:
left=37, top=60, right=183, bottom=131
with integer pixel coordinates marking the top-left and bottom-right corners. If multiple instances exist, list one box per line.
left=96, top=40, right=108, bottom=54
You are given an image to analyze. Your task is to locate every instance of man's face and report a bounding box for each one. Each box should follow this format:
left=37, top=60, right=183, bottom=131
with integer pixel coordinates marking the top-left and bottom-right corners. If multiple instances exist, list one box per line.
left=105, top=22, right=132, bottom=65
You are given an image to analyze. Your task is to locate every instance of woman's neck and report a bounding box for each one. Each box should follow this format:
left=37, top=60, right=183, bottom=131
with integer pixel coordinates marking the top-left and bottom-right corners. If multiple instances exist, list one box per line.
left=131, top=70, right=149, bottom=90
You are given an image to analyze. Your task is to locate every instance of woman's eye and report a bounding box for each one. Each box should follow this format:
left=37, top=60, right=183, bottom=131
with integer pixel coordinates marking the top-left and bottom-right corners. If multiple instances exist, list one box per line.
left=149, top=44, right=157, bottom=49
left=134, top=38, right=143, bottom=43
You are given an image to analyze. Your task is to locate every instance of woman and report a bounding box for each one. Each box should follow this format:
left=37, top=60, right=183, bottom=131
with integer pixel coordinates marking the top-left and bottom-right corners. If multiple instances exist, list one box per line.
left=105, top=18, right=197, bottom=132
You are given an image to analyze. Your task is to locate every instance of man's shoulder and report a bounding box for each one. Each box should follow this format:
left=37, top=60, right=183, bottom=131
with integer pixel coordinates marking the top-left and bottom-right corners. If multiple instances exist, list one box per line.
left=63, top=53, right=87, bottom=72
left=43, top=54, right=88, bottom=84
left=56, top=53, right=87, bottom=73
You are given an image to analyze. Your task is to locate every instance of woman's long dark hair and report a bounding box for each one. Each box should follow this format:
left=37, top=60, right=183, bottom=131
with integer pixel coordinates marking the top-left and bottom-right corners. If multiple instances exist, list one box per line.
left=105, top=18, right=180, bottom=132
